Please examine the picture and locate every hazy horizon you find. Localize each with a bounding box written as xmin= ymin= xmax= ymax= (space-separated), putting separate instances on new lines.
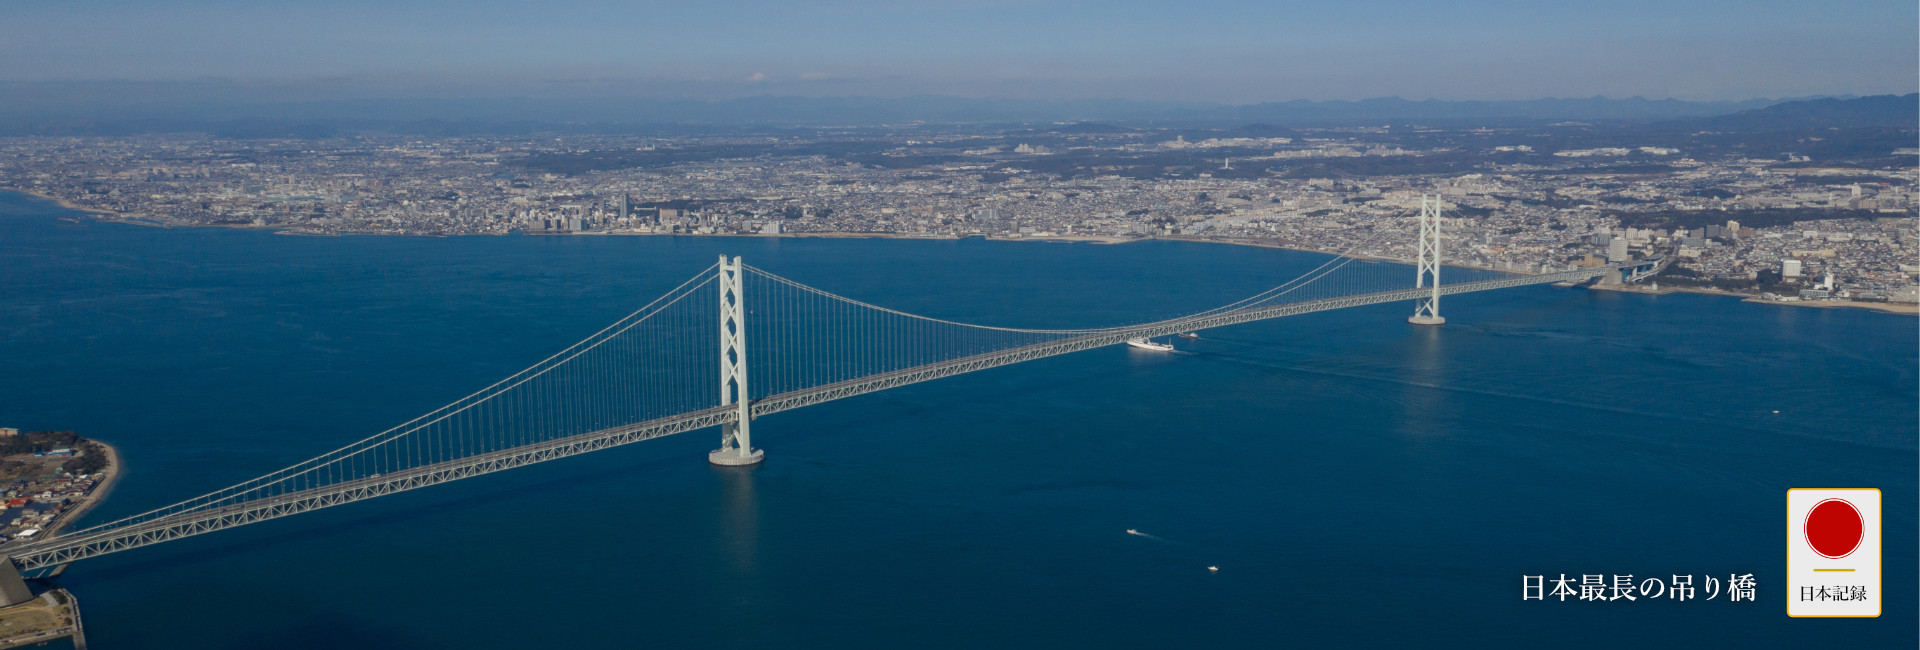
xmin=6 ymin=1 xmax=1916 ymax=105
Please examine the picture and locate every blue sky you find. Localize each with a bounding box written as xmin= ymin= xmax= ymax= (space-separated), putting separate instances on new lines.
xmin=4 ymin=0 xmax=1915 ymax=101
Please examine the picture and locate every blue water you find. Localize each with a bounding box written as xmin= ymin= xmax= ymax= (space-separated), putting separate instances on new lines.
xmin=0 ymin=191 xmax=1913 ymax=648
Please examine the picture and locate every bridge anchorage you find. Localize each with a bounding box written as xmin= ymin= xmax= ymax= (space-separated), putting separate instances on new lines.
xmin=0 ymin=212 xmax=1648 ymax=575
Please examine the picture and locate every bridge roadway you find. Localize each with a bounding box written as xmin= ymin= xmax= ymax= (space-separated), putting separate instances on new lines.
xmin=5 ymin=265 xmax=1614 ymax=571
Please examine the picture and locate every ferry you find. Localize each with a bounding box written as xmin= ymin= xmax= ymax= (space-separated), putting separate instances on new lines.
xmin=1177 ymin=332 xmax=1199 ymax=339
xmin=1125 ymin=338 xmax=1174 ymax=352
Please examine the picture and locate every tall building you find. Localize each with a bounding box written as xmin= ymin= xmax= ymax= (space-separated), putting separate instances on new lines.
xmin=620 ymin=194 xmax=631 ymax=220
xmin=1782 ymin=259 xmax=1803 ymax=278
xmin=1606 ymin=237 xmax=1629 ymax=263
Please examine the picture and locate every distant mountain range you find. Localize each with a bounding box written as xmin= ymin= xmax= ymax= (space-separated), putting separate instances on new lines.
xmin=0 ymin=78 xmax=1905 ymax=134
xmin=1685 ymin=93 xmax=1917 ymax=130
xmin=1167 ymin=96 xmax=1789 ymax=124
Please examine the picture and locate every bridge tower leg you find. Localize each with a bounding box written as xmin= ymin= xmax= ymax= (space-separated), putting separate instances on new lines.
xmin=710 ymin=255 xmax=765 ymax=466
xmin=1408 ymin=194 xmax=1446 ymax=326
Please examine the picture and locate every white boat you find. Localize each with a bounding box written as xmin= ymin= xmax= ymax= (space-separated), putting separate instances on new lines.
xmin=1177 ymin=332 xmax=1198 ymax=339
xmin=1126 ymin=338 xmax=1173 ymax=352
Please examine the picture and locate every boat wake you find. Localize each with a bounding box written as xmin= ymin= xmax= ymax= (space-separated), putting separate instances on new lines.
xmin=1124 ymin=528 xmax=1169 ymax=543
xmin=1127 ymin=528 xmax=1219 ymax=572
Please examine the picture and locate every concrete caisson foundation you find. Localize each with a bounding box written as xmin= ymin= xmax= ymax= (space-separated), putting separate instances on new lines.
xmin=708 ymin=448 xmax=765 ymax=466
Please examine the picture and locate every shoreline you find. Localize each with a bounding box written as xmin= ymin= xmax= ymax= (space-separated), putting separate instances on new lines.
xmin=1157 ymin=233 xmax=1539 ymax=274
xmin=44 ymin=441 xmax=121 ymax=537
xmin=2 ymin=188 xmax=117 ymax=219
xmin=1589 ymin=283 xmax=1919 ymax=315
xmin=9 ymin=188 xmax=1914 ymax=316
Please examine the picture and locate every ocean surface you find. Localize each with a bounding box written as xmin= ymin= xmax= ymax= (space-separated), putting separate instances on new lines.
xmin=0 ymin=191 xmax=1913 ymax=648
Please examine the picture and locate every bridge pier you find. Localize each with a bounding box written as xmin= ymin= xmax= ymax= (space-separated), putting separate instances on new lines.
xmin=0 ymin=559 xmax=32 ymax=607
xmin=1408 ymin=195 xmax=1445 ymax=326
xmin=711 ymin=255 xmax=765 ymax=466
xmin=709 ymin=428 xmax=764 ymax=466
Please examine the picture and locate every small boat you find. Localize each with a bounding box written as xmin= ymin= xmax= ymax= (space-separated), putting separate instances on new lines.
xmin=1207 ymin=566 xmax=1220 ymax=573
xmin=1126 ymin=338 xmax=1173 ymax=352
xmin=1177 ymin=332 xmax=1199 ymax=339
xmin=1126 ymin=529 xmax=1140 ymax=535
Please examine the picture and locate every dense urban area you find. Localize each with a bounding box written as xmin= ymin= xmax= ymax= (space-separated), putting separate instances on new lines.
xmin=5 ymin=108 xmax=1916 ymax=306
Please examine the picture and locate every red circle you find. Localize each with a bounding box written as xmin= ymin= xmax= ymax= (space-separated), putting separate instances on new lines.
xmin=1804 ymin=499 xmax=1863 ymax=559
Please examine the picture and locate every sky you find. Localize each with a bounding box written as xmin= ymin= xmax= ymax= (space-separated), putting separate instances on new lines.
xmin=3 ymin=0 xmax=1916 ymax=103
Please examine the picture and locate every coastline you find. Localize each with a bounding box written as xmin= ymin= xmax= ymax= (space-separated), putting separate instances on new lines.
xmin=3 ymin=188 xmax=117 ymax=219
xmin=45 ymin=441 xmax=121 ymax=537
xmin=8 ymin=189 xmax=1914 ymax=316
xmin=1589 ymin=283 xmax=1919 ymax=315
xmin=1157 ymin=233 xmax=1526 ymax=273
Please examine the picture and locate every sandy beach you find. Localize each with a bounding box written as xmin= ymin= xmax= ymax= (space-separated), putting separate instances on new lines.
xmin=44 ymin=441 xmax=122 ymax=537
xmin=5 ymin=188 xmax=116 ymax=219
xmin=1741 ymin=296 xmax=1920 ymax=315
xmin=1591 ymin=283 xmax=1918 ymax=315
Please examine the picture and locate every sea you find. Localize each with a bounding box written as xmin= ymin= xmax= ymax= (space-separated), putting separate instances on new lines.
xmin=0 ymin=190 xmax=1913 ymax=648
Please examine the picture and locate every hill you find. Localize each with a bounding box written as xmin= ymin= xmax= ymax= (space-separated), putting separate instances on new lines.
xmin=1693 ymin=94 xmax=1916 ymax=131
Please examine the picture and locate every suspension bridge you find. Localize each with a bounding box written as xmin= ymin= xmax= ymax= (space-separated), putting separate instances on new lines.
xmin=0 ymin=197 xmax=1652 ymax=586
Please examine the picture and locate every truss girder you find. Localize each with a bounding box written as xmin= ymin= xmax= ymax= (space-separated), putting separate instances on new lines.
xmin=7 ymin=406 xmax=739 ymax=570
xmin=9 ymin=265 xmax=1609 ymax=570
xmin=751 ymin=266 xmax=1608 ymax=416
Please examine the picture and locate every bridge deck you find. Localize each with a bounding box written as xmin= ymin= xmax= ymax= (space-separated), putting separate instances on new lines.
xmin=4 ymin=265 xmax=1610 ymax=570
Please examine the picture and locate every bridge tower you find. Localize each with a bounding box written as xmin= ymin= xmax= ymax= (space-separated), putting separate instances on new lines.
xmin=1408 ymin=194 xmax=1446 ymax=325
xmin=710 ymin=255 xmax=765 ymax=466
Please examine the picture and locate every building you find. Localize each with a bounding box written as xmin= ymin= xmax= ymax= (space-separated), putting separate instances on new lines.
xmin=0 ymin=428 xmax=16 ymax=437
xmin=1782 ymin=259 xmax=1803 ymax=278
xmin=1606 ymin=237 xmax=1629 ymax=263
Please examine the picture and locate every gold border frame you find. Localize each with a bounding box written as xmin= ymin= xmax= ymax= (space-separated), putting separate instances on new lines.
xmin=1786 ymin=488 xmax=1881 ymax=618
